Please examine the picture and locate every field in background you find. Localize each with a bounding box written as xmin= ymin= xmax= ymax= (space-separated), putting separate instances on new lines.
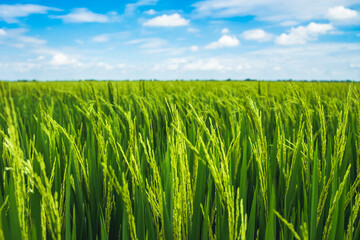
xmin=0 ymin=81 xmax=360 ymax=240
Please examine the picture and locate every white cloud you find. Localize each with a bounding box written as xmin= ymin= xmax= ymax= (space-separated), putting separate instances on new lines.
xmin=190 ymin=45 xmax=199 ymax=52
xmin=90 ymin=32 xmax=129 ymax=43
xmin=92 ymin=34 xmax=109 ymax=43
xmin=52 ymin=8 xmax=118 ymax=23
xmin=125 ymin=39 xmax=145 ymax=44
xmin=235 ymin=43 xmax=360 ymax=80
xmin=125 ymin=37 xmax=186 ymax=55
xmin=143 ymin=13 xmax=189 ymax=27
xmin=0 ymin=62 xmax=38 ymax=73
xmin=17 ymin=36 xmax=47 ymax=45
xmin=13 ymin=47 xmax=128 ymax=71
xmin=236 ymin=64 xmax=243 ymax=70
xmin=97 ymin=62 xmax=115 ymax=70
xmin=242 ymin=29 xmax=272 ymax=41
xmin=9 ymin=43 xmax=25 ymax=49
xmin=206 ymin=35 xmax=240 ymax=49
xmin=153 ymin=58 xmax=232 ymax=72
xmin=153 ymin=58 xmax=188 ymax=70
xmin=50 ymin=53 xmax=82 ymax=66
xmin=192 ymin=0 xmax=360 ymax=21
xmin=187 ymin=27 xmax=199 ymax=33
xmin=142 ymin=46 xmax=187 ymax=55
xmin=125 ymin=0 xmax=158 ymax=15
xmin=236 ymin=64 xmax=251 ymax=70
xmin=273 ymin=66 xmax=281 ymax=71
xmin=221 ymin=28 xmax=229 ymax=34
xmin=144 ymin=9 xmax=156 ymax=15
xmin=25 ymin=55 xmax=46 ymax=63
xmin=327 ymin=6 xmax=358 ymax=20
xmin=35 ymin=56 xmax=45 ymax=61
xmin=350 ymin=63 xmax=360 ymax=68
xmin=117 ymin=64 xmax=127 ymax=68
xmin=75 ymin=39 xmax=84 ymax=45
xmin=329 ymin=30 xmax=344 ymax=35
xmin=184 ymin=58 xmax=229 ymax=71
xmin=280 ymin=21 xmax=298 ymax=26
xmin=1 ymin=43 xmax=360 ymax=80
xmin=275 ymin=22 xmax=333 ymax=45
xmin=140 ymin=40 xmax=164 ymax=48
xmin=0 ymin=28 xmax=46 ymax=46
xmin=0 ymin=4 xmax=60 ymax=23
xmin=96 ymin=62 xmax=128 ymax=70
xmin=126 ymin=38 xmax=167 ymax=49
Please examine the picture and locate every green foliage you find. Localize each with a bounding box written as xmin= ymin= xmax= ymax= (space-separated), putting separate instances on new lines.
xmin=0 ymin=80 xmax=359 ymax=239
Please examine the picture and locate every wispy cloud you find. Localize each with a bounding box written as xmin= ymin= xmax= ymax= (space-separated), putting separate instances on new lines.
xmin=187 ymin=27 xmax=199 ymax=33
xmin=0 ymin=29 xmax=6 ymax=36
xmin=0 ymin=4 xmax=60 ymax=23
xmin=143 ymin=13 xmax=189 ymax=27
xmin=92 ymin=35 xmax=109 ymax=43
xmin=184 ymin=58 xmax=230 ymax=71
xmin=126 ymin=38 xmax=167 ymax=48
xmin=52 ymin=8 xmax=119 ymax=23
xmin=350 ymin=63 xmax=360 ymax=68
xmin=126 ymin=38 xmax=187 ymax=55
xmin=17 ymin=35 xmax=47 ymax=45
xmin=192 ymin=0 xmax=359 ymax=22
xmin=153 ymin=57 xmax=230 ymax=71
xmin=125 ymin=0 xmax=158 ymax=15
xmin=91 ymin=32 xmax=130 ymax=43
xmin=280 ymin=21 xmax=298 ymax=26
xmin=221 ymin=28 xmax=229 ymax=34
xmin=0 ymin=28 xmax=47 ymax=47
xmin=144 ymin=9 xmax=157 ymax=15
xmin=190 ymin=45 xmax=199 ymax=52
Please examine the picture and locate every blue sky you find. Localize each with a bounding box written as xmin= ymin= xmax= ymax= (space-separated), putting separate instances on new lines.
xmin=0 ymin=0 xmax=359 ymax=80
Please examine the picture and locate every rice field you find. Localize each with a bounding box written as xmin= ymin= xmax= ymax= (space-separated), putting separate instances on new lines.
xmin=0 ymin=80 xmax=359 ymax=240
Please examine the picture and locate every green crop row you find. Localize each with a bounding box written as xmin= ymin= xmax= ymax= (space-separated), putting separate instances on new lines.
xmin=0 ymin=81 xmax=359 ymax=240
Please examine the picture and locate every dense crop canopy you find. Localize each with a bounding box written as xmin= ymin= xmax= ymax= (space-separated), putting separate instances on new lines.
xmin=0 ymin=81 xmax=359 ymax=240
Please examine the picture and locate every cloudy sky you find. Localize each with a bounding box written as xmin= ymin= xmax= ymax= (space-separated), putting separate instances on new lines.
xmin=0 ymin=0 xmax=359 ymax=80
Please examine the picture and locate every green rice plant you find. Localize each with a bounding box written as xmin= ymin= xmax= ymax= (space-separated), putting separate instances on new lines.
xmin=0 ymin=80 xmax=359 ymax=239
